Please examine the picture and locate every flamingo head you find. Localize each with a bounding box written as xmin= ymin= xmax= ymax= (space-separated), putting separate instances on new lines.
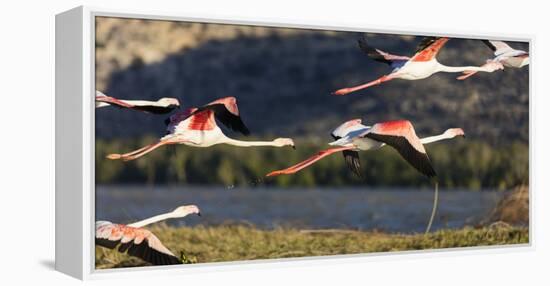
xmin=173 ymin=205 xmax=201 ymax=217
xmin=158 ymin=97 xmax=181 ymax=108
xmin=273 ymin=138 xmax=295 ymax=149
xmin=444 ymin=128 xmax=465 ymax=138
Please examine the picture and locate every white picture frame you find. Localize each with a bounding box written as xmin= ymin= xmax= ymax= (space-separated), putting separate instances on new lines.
xmin=55 ymin=5 xmax=533 ymax=280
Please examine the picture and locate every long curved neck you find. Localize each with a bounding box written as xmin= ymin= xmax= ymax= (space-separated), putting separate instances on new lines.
xmin=222 ymin=137 xmax=279 ymax=147
xmin=436 ymin=63 xmax=490 ymax=73
xmin=420 ymin=132 xmax=453 ymax=144
xmin=127 ymin=212 xmax=175 ymax=228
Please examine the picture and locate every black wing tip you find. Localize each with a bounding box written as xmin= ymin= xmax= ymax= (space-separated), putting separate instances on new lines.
xmin=482 ymin=40 xmax=496 ymax=51
xmin=241 ymin=128 xmax=251 ymax=136
xmin=415 ymin=36 xmax=441 ymax=53
xmin=342 ymin=150 xmax=363 ymax=178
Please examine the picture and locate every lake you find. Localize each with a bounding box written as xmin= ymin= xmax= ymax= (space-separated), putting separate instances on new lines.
xmin=96 ymin=185 xmax=506 ymax=233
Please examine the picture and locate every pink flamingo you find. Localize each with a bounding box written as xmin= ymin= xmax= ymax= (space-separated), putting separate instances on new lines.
xmin=96 ymin=91 xmax=180 ymax=114
xmin=457 ymin=40 xmax=529 ymax=80
xmin=332 ymin=37 xmax=504 ymax=96
xmin=107 ymin=97 xmax=294 ymax=161
xmin=266 ymin=119 xmax=465 ymax=233
xmin=96 ymin=205 xmax=201 ymax=265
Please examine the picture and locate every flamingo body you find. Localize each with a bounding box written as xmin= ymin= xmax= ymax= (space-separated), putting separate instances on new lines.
xmin=267 ymin=119 xmax=464 ymax=178
xmin=332 ymin=36 xmax=503 ymax=95
xmin=457 ymin=40 xmax=529 ymax=80
xmin=108 ymin=97 xmax=294 ymax=161
xmin=96 ymin=222 xmax=182 ymax=265
xmin=95 ymin=205 xmax=201 ymax=266
xmin=96 ymin=91 xmax=180 ymax=114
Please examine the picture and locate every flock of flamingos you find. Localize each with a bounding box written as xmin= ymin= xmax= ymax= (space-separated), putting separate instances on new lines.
xmin=95 ymin=36 xmax=529 ymax=266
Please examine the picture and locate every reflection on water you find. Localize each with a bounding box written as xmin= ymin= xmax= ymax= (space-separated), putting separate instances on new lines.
xmin=96 ymin=185 xmax=505 ymax=233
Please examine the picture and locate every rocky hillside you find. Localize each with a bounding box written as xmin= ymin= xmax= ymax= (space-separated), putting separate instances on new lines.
xmin=95 ymin=17 xmax=529 ymax=144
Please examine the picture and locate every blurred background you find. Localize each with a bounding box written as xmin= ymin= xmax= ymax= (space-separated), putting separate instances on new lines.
xmin=95 ymin=17 xmax=528 ymax=233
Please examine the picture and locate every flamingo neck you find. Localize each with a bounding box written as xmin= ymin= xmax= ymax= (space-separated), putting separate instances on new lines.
xmin=436 ymin=63 xmax=490 ymax=73
xmin=127 ymin=212 xmax=176 ymax=228
xmin=420 ymin=132 xmax=454 ymax=144
xmin=222 ymin=137 xmax=279 ymax=147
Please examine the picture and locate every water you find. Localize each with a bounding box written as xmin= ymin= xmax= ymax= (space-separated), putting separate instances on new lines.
xmin=96 ymin=185 xmax=506 ymax=233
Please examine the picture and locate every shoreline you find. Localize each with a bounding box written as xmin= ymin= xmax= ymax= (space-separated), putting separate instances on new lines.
xmin=95 ymin=224 xmax=528 ymax=269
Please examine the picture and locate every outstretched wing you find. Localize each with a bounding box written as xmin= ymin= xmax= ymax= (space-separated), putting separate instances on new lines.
xmin=363 ymin=120 xmax=436 ymax=177
xmin=342 ymin=150 xmax=362 ymax=178
xmin=95 ymin=91 xmax=134 ymax=109
xmin=411 ymin=37 xmax=449 ymax=62
xmin=130 ymin=105 xmax=178 ymax=114
xmin=266 ymin=146 xmax=354 ymax=177
xmin=95 ymin=222 xmax=182 ymax=266
xmin=95 ymin=91 xmax=179 ymax=114
xmin=190 ymin=97 xmax=250 ymax=135
xmin=358 ymin=37 xmax=410 ymax=67
xmin=482 ymin=40 xmax=514 ymax=56
xmin=330 ymin=119 xmax=365 ymax=178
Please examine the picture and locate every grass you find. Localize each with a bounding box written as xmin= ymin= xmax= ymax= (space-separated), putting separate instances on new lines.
xmin=95 ymin=224 xmax=529 ymax=269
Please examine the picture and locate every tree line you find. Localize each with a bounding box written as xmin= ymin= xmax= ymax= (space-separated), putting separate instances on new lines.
xmin=96 ymin=137 xmax=528 ymax=190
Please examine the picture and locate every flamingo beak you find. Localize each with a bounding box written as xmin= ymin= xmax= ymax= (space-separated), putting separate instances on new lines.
xmin=197 ymin=212 xmax=201 ymax=217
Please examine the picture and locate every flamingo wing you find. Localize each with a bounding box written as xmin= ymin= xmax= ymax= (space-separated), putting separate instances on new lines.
xmin=95 ymin=91 xmax=134 ymax=109
xmin=411 ymin=37 xmax=449 ymax=62
xmin=189 ymin=97 xmax=250 ymax=135
xmin=266 ymin=146 xmax=354 ymax=177
xmin=483 ymin=40 xmax=514 ymax=56
xmin=357 ymin=37 xmax=410 ymax=67
xmin=192 ymin=104 xmax=250 ymax=135
xmin=95 ymin=222 xmax=181 ymax=266
xmin=363 ymin=120 xmax=436 ymax=177
xmin=130 ymin=104 xmax=179 ymax=114
xmin=166 ymin=108 xmax=218 ymax=134
xmin=95 ymin=91 xmax=178 ymax=114
xmin=331 ymin=119 xmax=365 ymax=178
xmin=343 ymin=150 xmax=362 ymax=178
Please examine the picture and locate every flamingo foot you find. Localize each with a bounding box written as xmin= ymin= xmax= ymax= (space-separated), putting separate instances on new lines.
xmin=266 ymin=170 xmax=288 ymax=177
xmin=332 ymin=88 xmax=353 ymax=96
xmin=106 ymin=154 xmax=122 ymax=160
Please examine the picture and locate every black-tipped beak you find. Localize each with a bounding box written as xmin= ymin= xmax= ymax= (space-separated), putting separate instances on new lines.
xmin=197 ymin=212 xmax=201 ymax=217
xmin=292 ymin=145 xmax=296 ymax=150
xmin=461 ymin=134 xmax=466 ymax=138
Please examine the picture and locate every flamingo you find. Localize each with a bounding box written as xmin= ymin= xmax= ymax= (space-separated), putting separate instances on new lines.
xmin=95 ymin=204 xmax=201 ymax=266
xmin=107 ymin=96 xmax=294 ymax=161
xmin=332 ymin=36 xmax=504 ymax=96
xmin=266 ymin=119 xmax=465 ymax=233
xmin=457 ymin=40 xmax=529 ymax=80
xmin=96 ymin=91 xmax=180 ymax=114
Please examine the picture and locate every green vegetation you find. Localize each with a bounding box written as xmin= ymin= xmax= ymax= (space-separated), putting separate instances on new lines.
xmin=96 ymin=137 xmax=528 ymax=190
xmin=95 ymin=224 xmax=528 ymax=268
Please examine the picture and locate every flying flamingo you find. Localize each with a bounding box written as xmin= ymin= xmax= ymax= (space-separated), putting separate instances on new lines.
xmin=96 ymin=91 xmax=180 ymax=114
xmin=457 ymin=40 xmax=529 ymax=80
xmin=107 ymin=96 xmax=294 ymax=161
xmin=96 ymin=204 xmax=201 ymax=266
xmin=266 ymin=119 xmax=465 ymax=233
xmin=332 ymin=36 xmax=504 ymax=96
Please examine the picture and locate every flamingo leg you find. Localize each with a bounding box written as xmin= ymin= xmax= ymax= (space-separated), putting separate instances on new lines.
xmin=456 ymin=71 xmax=478 ymax=80
xmin=332 ymin=75 xmax=393 ymax=96
xmin=266 ymin=146 xmax=354 ymax=177
xmin=106 ymin=142 xmax=158 ymax=160
xmin=107 ymin=139 xmax=180 ymax=161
